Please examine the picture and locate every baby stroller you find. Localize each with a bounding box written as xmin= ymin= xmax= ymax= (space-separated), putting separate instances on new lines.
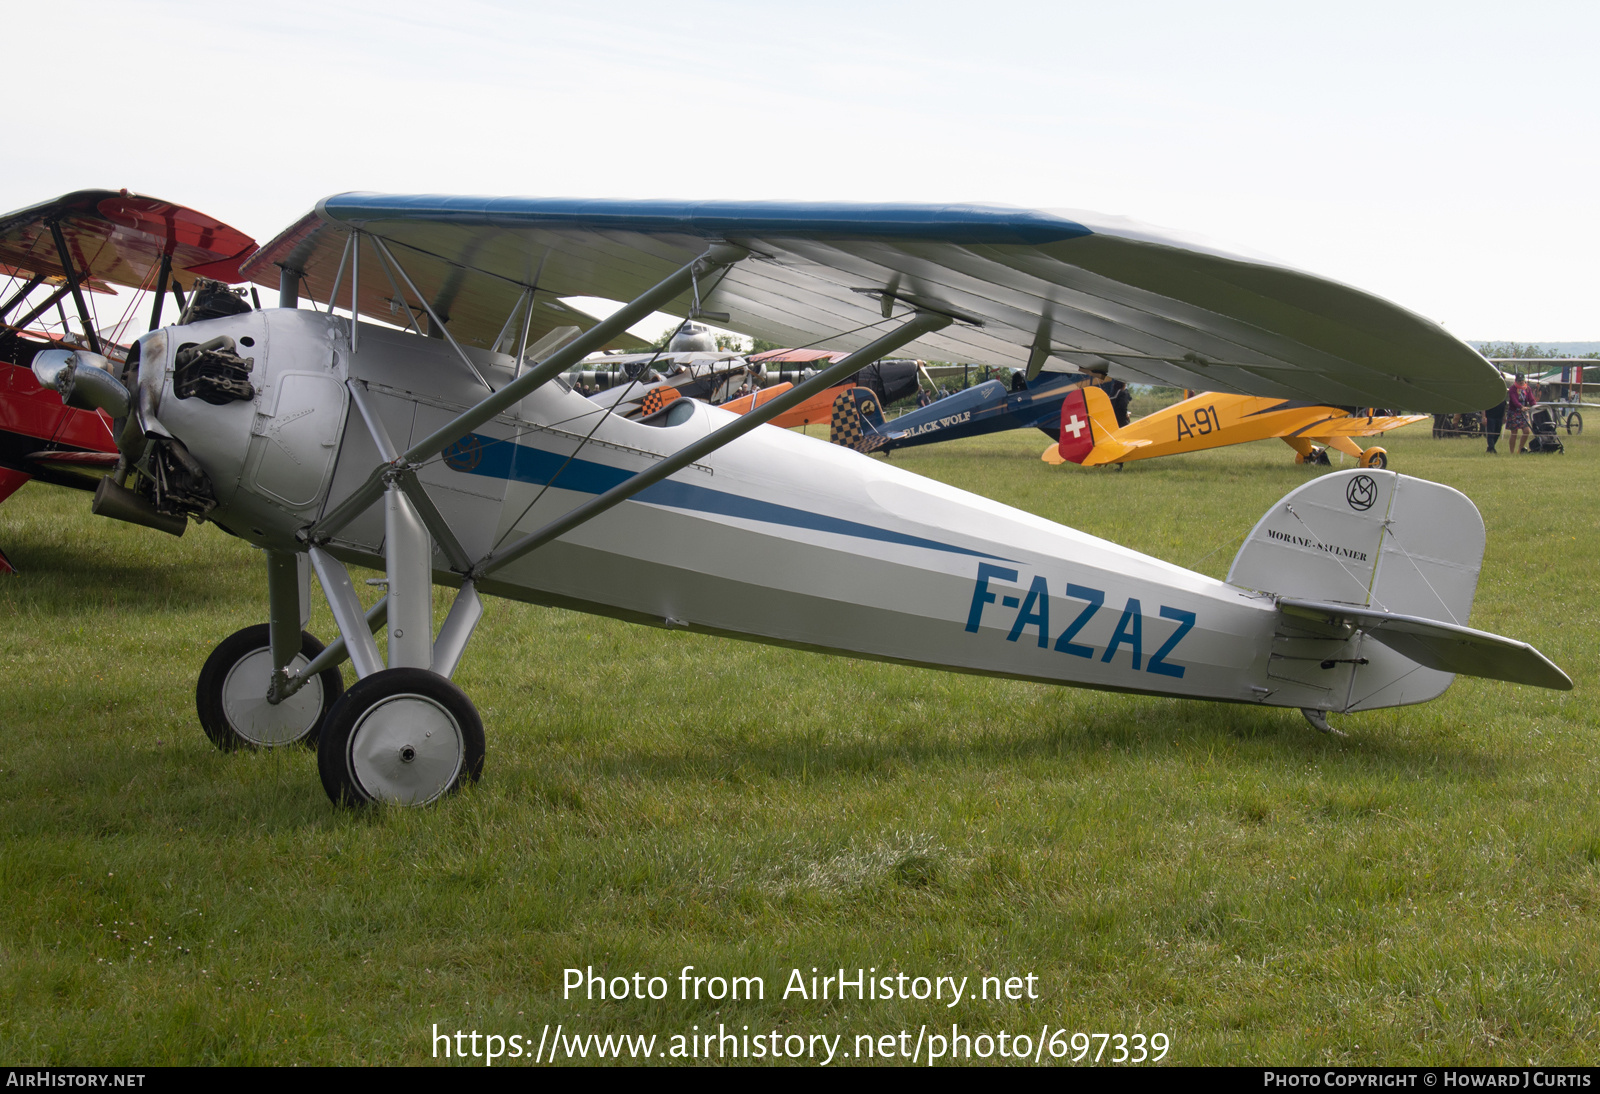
xmin=1527 ymin=406 xmax=1565 ymax=454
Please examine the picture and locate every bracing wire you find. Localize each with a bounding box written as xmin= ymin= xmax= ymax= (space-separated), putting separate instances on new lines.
xmin=480 ymin=271 xmax=913 ymax=551
xmin=485 ymin=262 xmax=739 ymax=549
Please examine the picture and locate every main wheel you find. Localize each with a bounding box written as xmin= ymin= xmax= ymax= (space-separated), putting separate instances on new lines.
xmin=1568 ymin=411 xmax=1582 ymax=435
xmin=316 ymin=668 xmax=485 ymax=807
xmin=196 ymin=624 xmax=344 ymax=751
xmin=1360 ymin=448 xmax=1388 ymax=469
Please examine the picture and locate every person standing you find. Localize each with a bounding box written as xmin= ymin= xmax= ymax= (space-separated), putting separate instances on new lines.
xmin=1484 ymin=392 xmax=1507 ymax=454
xmin=1103 ymin=377 xmax=1132 ymax=427
xmin=1506 ymin=374 xmax=1538 ymax=453
xmin=1071 ymin=363 xmax=1131 ymax=425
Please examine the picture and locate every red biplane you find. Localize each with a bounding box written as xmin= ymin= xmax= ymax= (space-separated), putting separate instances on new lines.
xmin=0 ymin=189 xmax=256 ymax=571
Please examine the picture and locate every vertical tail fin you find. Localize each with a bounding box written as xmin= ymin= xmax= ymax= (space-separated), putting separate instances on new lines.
xmin=1223 ymin=469 xmax=1547 ymax=712
xmin=1228 ymin=469 xmax=1484 ymax=621
xmin=1057 ymin=386 xmax=1124 ymax=464
xmin=829 ymin=387 xmax=890 ymax=452
xmin=637 ymin=385 xmax=682 ymax=419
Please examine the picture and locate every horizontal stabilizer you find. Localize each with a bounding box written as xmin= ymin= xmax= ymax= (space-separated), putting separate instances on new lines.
xmin=1277 ymin=598 xmax=1572 ymax=691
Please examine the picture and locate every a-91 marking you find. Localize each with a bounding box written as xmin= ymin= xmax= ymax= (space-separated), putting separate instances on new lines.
xmin=1175 ymin=404 xmax=1220 ymax=440
xmin=966 ymin=564 xmax=1196 ymax=678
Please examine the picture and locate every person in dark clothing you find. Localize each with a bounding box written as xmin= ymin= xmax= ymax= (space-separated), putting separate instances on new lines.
xmin=1484 ymin=395 xmax=1506 ymax=454
xmin=1075 ymin=364 xmax=1132 ymax=428
xmin=1103 ymin=379 xmax=1132 ymax=428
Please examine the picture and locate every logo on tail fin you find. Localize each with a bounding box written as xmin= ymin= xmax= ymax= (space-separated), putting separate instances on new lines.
xmin=1346 ymin=475 xmax=1377 ymax=511
xmin=1058 ymin=389 xmax=1095 ymax=463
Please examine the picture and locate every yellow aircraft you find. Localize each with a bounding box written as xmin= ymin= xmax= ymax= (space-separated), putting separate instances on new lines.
xmin=1045 ymin=388 xmax=1429 ymax=469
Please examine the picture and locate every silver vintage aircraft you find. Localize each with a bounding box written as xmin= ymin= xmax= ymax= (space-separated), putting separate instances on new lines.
xmin=32 ymin=195 xmax=1569 ymax=806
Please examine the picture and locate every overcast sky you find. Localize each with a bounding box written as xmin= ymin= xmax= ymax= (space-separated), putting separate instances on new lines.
xmin=8 ymin=0 xmax=1594 ymax=340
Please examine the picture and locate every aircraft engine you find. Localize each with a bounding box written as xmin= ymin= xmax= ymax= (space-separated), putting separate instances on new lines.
xmin=36 ymin=309 xmax=357 ymax=552
xmin=173 ymin=337 xmax=255 ymax=404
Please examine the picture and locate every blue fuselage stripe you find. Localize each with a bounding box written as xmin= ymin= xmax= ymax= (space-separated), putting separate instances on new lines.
xmin=449 ymin=434 xmax=1010 ymax=561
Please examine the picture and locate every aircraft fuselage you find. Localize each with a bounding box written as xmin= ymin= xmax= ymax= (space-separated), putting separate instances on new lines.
xmin=128 ymin=309 xmax=1449 ymax=714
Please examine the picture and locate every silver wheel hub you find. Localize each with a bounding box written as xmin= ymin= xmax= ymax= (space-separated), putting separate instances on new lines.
xmin=221 ymin=649 xmax=323 ymax=747
xmin=347 ymin=693 xmax=464 ymax=805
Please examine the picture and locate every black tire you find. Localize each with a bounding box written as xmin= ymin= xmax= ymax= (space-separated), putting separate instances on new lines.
xmin=316 ymin=668 xmax=485 ymax=807
xmin=1568 ymin=412 xmax=1582 ymax=435
xmin=196 ymin=624 xmax=344 ymax=751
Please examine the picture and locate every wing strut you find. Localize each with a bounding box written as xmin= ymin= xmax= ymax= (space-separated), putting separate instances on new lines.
xmin=147 ymin=254 xmax=172 ymax=332
xmin=9 ymin=285 xmax=75 ymax=334
xmin=47 ymin=218 xmax=99 ymax=354
xmin=305 ymin=243 xmax=749 ymax=544
xmin=345 ymin=379 xmax=475 ymax=573
xmin=368 ymin=236 xmax=493 ymax=391
xmin=470 ymin=309 xmax=953 ymax=580
xmin=0 ymin=275 xmax=45 ymax=323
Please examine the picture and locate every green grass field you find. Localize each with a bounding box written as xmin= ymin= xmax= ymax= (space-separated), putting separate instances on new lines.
xmin=1 ymin=421 xmax=1595 ymax=1065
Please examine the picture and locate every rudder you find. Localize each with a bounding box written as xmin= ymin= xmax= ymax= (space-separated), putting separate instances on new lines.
xmin=1229 ymin=470 xmax=1492 ymax=712
xmin=829 ymin=387 xmax=889 ymax=452
xmin=1059 ymin=385 xmax=1138 ymax=465
xmin=1227 ymin=469 xmax=1484 ymax=622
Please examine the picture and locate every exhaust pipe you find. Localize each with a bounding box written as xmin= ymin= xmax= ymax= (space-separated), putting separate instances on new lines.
xmin=32 ymin=349 xmax=131 ymax=419
xmin=91 ymin=478 xmax=186 ymax=537
xmin=32 ymin=350 xmax=188 ymax=536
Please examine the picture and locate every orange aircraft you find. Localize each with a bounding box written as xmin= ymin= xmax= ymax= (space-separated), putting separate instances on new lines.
xmin=747 ymin=350 xmax=927 ymax=429
xmin=1046 ymin=388 xmax=1428 ymax=469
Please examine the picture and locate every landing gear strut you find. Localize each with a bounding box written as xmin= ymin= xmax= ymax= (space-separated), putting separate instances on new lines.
xmin=301 ymin=480 xmax=488 ymax=806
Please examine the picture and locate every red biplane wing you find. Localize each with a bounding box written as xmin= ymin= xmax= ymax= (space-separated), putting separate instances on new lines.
xmin=0 ymin=189 xmax=257 ymax=292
